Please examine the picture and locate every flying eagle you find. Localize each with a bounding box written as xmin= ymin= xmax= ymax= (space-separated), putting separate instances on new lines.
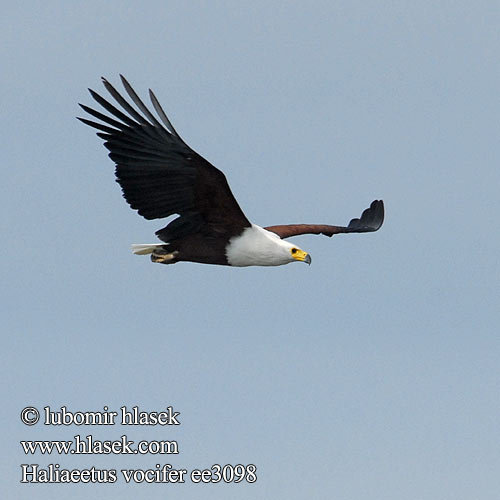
xmin=78 ymin=76 xmax=384 ymax=267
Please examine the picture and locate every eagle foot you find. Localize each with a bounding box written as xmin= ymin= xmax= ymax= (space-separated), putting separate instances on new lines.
xmin=151 ymin=249 xmax=179 ymax=264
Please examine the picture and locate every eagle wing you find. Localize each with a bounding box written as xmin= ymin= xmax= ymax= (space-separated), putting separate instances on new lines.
xmin=265 ymin=200 xmax=384 ymax=238
xmin=78 ymin=76 xmax=251 ymax=242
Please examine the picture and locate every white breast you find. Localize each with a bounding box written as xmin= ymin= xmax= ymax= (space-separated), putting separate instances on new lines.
xmin=225 ymin=224 xmax=295 ymax=267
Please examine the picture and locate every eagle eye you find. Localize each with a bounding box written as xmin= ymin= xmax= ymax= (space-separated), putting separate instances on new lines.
xmin=291 ymin=248 xmax=297 ymax=254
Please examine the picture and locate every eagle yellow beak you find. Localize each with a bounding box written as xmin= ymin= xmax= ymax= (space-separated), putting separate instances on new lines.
xmin=292 ymin=249 xmax=312 ymax=265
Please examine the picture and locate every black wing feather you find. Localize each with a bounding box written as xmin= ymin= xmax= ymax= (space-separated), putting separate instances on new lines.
xmin=78 ymin=77 xmax=250 ymax=237
xmin=346 ymin=199 xmax=385 ymax=233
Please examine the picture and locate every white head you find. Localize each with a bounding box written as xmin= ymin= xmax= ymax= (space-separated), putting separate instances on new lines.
xmin=226 ymin=224 xmax=311 ymax=267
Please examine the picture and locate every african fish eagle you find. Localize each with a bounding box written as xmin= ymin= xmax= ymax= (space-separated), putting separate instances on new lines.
xmin=78 ymin=76 xmax=384 ymax=267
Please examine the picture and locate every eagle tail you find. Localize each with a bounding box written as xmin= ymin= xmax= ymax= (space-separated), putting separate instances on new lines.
xmin=131 ymin=244 xmax=164 ymax=255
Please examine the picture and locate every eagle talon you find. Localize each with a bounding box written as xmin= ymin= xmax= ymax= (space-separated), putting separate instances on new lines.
xmin=151 ymin=250 xmax=179 ymax=264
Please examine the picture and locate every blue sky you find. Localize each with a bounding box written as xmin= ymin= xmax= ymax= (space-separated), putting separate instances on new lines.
xmin=3 ymin=1 xmax=500 ymax=499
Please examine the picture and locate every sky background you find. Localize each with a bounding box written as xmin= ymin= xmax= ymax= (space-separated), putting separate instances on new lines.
xmin=2 ymin=1 xmax=499 ymax=498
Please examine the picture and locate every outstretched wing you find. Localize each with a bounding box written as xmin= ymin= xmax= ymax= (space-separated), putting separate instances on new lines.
xmin=265 ymin=200 xmax=384 ymax=238
xmin=78 ymin=75 xmax=250 ymax=242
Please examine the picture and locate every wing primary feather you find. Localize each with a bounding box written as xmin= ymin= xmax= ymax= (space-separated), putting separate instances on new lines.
xmin=78 ymin=108 xmax=158 ymax=149
xmin=78 ymin=103 xmax=128 ymax=130
xmin=149 ymin=89 xmax=184 ymax=142
xmin=90 ymin=84 xmax=168 ymax=144
xmin=119 ymin=74 xmax=164 ymax=130
xmin=88 ymin=88 xmax=138 ymax=127
xmin=346 ymin=200 xmax=384 ymax=232
xmin=76 ymin=116 xmax=119 ymax=134
xmin=101 ymin=77 xmax=150 ymax=126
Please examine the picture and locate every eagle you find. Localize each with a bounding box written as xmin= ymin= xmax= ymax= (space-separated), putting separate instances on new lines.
xmin=78 ymin=76 xmax=384 ymax=267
